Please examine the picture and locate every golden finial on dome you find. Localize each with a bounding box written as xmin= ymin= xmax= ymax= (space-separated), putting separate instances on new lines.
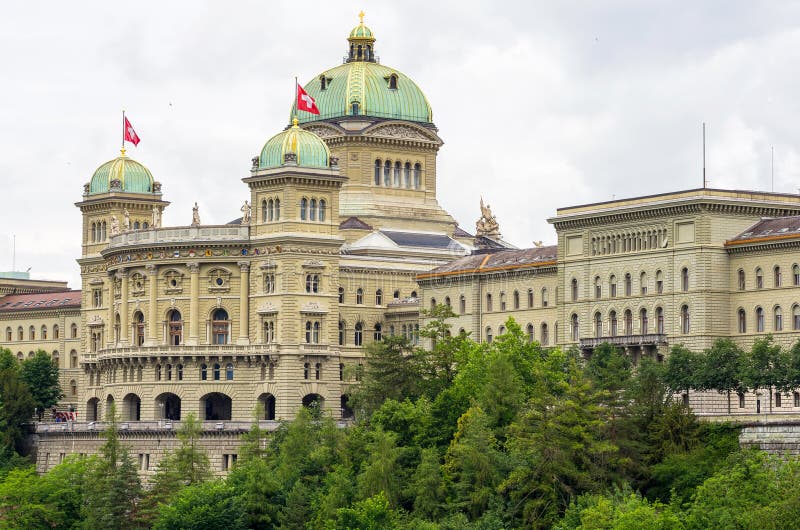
xmin=358 ymin=10 xmax=365 ymax=24
xmin=120 ymin=148 xmax=127 ymax=157
xmin=292 ymin=117 xmax=299 ymax=127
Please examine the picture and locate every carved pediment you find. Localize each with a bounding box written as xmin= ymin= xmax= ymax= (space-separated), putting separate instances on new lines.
xmin=304 ymin=124 xmax=340 ymax=138
xmin=257 ymin=302 xmax=278 ymax=314
xmin=302 ymin=259 xmax=325 ymax=269
xmin=88 ymin=315 xmax=104 ymax=327
xmin=366 ymin=123 xmax=437 ymax=142
xmin=300 ymin=301 xmax=327 ymax=314
xmin=259 ymin=260 xmax=277 ymax=270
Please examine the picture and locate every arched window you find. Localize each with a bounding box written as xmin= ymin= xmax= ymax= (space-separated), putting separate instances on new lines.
xmin=796 ymin=392 xmax=800 ymax=408
xmin=71 ymin=323 xmax=78 ymax=338
xmin=624 ymin=273 xmax=632 ymax=296
xmin=540 ymin=323 xmax=549 ymax=345
xmin=262 ymin=200 xmax=269 ymax=222
xmin=41 ymin=325 xmax=47 ymax=340
xmin=570 ymin=279 xmax=578 ymax=301
xmin=794 ymin=264 xmax=800 ymax=286
xmin=513 ymin=290 xmax=520 ymax=309
xmin=404 ymin=162 xmax=411 ymax=188
xmin=656 ymin=307 xmax=664 ymax=334
xmin=486 ymin=327 xmax=493 ymax=344
xmin=738 ymin=309 xmax=746 ymax=333
xmin=526 ymin=323 xmax=535 ymax=343
xmin=388 ymin=73 xmax=398 ymax=89
xmin=775 ymin=266 xmax=782 ymax=287
xmin=268 ymin=198 xmax=275 ymax=221
xmin=338 ymin=321 xmax=345 ymax=346
xmin=738 ymin=269 xmax=746 ymax=290
xmin=29 ymin=326 xmax=35 ymax=340
xmin=738 ymin=392 xmax=746 ymax=408
xmin=226 ymin=363 xmax=234 ymax=380
xmin=775 ymin=306 xmax=783 ymax=331
xmin=541 ymin=288 xmax=548 ymax=307
xmin=320 ymin=74 xmax=328 ymax=90
xmin=305 ymin=321 xmax=320 ymax=344
xmin=373 ymin=323 xmax=382 ymax=341
xmin=274 ymin=198 xmax=280 ymax=220
xmin=486 ymin=293 xmax=493 ymax=311
xmin=375 ymin=289 xmax=383 ymax=305
xmin=354 ymin=322 xmax=363 ymax=346
xmin=609 ymin=275 xmax=617 ymax=297
xmin=681 ymin=267 xmax=689 ymax=292
xmin=681 ymin=305 xmax=690 ymax=334
xmin=306 ymin=274 xmax=319 ymax=293
xmin=624 ymin=310 xmax=633 ymax=335
xmin=794 ymin=305 xmax=800 ymax=330
xmin=352 ymin=102 xmax=360 ymax=116
xmin=315 ymin=362 xmax=321 ymax=380
xmin=177 ymin=364 xmax=183 ymax=380
xmin=460 ymin=295 xmax=466 ymax=314
xmin=4 ymin=327 xmax=10 ymax=342
xmin=430 ymin=298 xmax=437 ymax=310
xmin=394 ymin=161 xmax=402 ymax=187
xmin=133 ymin=221 xmax=140 ymax=230
xmin=640 ymin=272 xmax=648 ymax=295
xmin=640 ymin=308 xmax=648 ymax=334
xmin=594 ymin=276 xmax=602 ymax=299
xmin=309 ymin=199 xmax=317 ymax=221
xmin=413 ymin=163 xmax=421 ymax=189
xmin=384 ymin=160 xmax=392 ymax=186
xmin=356 ymin=288 xmax=364 ymax=305
xmin=212 ymin=309 xmax=230 ymax=344
xmin=300 ymin=198 xmax=308 ymax=220
xmin=755 ymin=267 xmax=763 ymax=289
xmin=53 ymin=325 xmax=59 ymax=339
xmin=655 ymin=270 xmax=663 ymax=293
xmin=594 ymin=311 xmax=603 ymax=337
xmin=304 ymin=362 xmax=309 ymax=380
xmin=70 ymin=350 xmax=77 ymax=368
xmin=756 ymin=307 xmax=765 ymax=332
xmin=166 ymin=364 xmax=172 ymax=381
xmin=213 ymin=363 xmax=221 ymax=380
xmin=610 ymin=311 xmax=618 ymax=336
xmin=133 ymin=311 xmax=145 ymax=346
xmin=70 ymin=379 xmax=77 ymax=396
xmin=443 ymin=296 xmax=451 ymax=308
xmin=168 ymin=309 xmax=182 ymax=346
xmin=527 ymin=289 xmax=534 ymax=308
xmin=319 ymin=199 xmax=326 ymax=222
xmin=263 ymin=321 xmax=275 ymax=343
xmin=51 ymin=350 xmax=59 ymax=366
xmin=338 ymin=287 xmax=344 ymax=304
xmin=374 ymin=159 xmax=382 ymax=185
xmin=500 ymin=292 xmax=506 ymax=310
xmin=155 ymin=364 xmax=162 ymax=381
xmin=570 ymin=313 xmax=579 ymax=341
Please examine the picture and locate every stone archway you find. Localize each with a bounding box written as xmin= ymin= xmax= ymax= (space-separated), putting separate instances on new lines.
xmin=258 ymin=393 xmax=276 ymax=420
xmin=86 ymin=397 xmax=99 ymax=422
xmin=155 ymin=392 xmax=181 ymax=421
xmin=122 ymin=393 xmax=141 ymax=421
xmin=201 ymin=392 xmax=231 ymax=421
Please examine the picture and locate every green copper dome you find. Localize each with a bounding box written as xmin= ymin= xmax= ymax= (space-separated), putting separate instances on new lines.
xmin=291 ymin=19 xmax=433 ymax=125
xmin=292 ymin=62 xmax=433 ymax=124
xmin=89 ymin=151 xmax=155 ymax=195
xmin=259 ymin=119 xmax=331 ymax=169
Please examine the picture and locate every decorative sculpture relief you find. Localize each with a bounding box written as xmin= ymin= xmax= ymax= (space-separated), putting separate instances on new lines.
xmin=110 ymin=215 xmax=120 ymax=236
xmin=475 ymin=197 xmax=501 ymax=238
xmin=368 ymin=124 xmax=431 ymax=140
xmin=191 ymin=202 xmax=201 ymax=226
xmin=122 ymin=208 xmax=131 ymax=231
xmin=241 ymin=200 xmax=252 ymax=225
xmin=152 ymin=205 xmax=162 ymax=228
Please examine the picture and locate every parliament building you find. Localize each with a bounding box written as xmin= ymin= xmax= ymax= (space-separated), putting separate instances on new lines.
xmin=3 ymin=17 xmax=800 ymax=475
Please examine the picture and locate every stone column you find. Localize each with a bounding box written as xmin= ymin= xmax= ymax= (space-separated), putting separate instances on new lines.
xmin=119 ymin=269 xmax=129 ymax=345
xmin=238 ymin=262 xmax=250 ymax=345
xmin=146 ymin=264 xmax=158 ymax=346
xmin=188 ymin=262 xmax=200 ymax=346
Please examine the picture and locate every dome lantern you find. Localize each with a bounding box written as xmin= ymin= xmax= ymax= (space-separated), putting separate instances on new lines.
xmin=346 ymin=11 xmax=376 ymax=63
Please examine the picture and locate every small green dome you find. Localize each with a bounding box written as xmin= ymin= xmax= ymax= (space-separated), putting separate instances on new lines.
xmin=349 ymin=23 xmax=374 ymax=39
xmin=89 ymin=151 xmax=155 ymax=195
xmin=259 ymin=119 xmax=331 ymax=169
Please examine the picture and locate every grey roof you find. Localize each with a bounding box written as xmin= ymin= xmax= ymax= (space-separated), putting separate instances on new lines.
xmin=453 ymin=225 xmax=473 ymax=238
xmin=381 ymin=230 xmax=463 ymax=250
xmin=728 ymin=215 xmax=800 ymax=243
xmin=339 ymin=216 xmax=373 ymax=230
xmin=422 ymin=246 xmax=558 ymax=276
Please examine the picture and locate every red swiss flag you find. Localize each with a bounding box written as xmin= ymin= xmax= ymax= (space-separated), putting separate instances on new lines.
xmin=124 ymin=116 xmax=141 ymax=146
xmin=297 ymin=84 xmax=320 ymax=115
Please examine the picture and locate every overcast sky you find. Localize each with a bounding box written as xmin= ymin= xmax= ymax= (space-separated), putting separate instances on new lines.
xmin=3 ymin=1 xmax=800 ymax=289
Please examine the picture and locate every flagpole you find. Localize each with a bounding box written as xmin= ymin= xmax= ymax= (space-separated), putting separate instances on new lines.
xmin=294 ymin=76 xmax=298 ymax=122
xmin=122 ymin=109 xmax=125 ymax=154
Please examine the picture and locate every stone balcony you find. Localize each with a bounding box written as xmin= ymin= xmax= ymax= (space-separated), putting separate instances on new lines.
xmin=34 ymin=419 xmax=352 ymax=434
xmin=579 ymin=333 xmax=668 ymax=349
xmin=95 ymin=343 xmax=278 ymax=361
xmin=107 ymin=225 xmax=250 ymax=250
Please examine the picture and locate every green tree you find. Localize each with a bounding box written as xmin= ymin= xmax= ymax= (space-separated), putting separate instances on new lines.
xmin=0 ymin=349 xmax=35 ymax=453
xmin=351 ymin=336 xmax=422 ymax=417
xmin=20 ymin=350 xmax=62 ymax=419
xmin=83 ymin=404 xmax=142 ymax=529
xmin=442 ymin=406 xmax=505 ymax=521
xmin=332 ymin=492 xmax=399 ymax=530
xmin=502 ymin=358 xmax=615 ymax=529
xmin=153 ymin=480 xmax=246 ymax=530
xmin=741 ymin=336 xmax=785 ymax=413
xmin=410 ymin=447 xmax=445 ymax=520
xmin=419 ymin=304 xmax=470 ymax=397
xmin=699 ymin=338 xmax=745 ymax=414
xmin=357 ymin=428 xmax=403 ymax=506
xmin=663 ymin=345 xmax=701 ymax=399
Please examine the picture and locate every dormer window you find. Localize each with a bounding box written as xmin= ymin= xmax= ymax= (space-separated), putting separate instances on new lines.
xmin=319 ymin=75 xmax=331 ymax=91
xmin=387 ymin=74 xmax=398 ymax=90
xmin=352 ymin=102 xmax=360 ymax=116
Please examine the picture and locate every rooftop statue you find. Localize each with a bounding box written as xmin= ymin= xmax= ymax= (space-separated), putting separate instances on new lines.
xmin=191 ymin=202 xmax=201 ymax=226
xmin=476 ymin=197 xmax=501 ymax=238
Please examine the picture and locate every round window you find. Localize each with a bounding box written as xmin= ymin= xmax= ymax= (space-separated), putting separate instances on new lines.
xmin=170 ymin=279 xmax=177 ymax=287
xmin=216 ymin=277 xmax=224 ymax=286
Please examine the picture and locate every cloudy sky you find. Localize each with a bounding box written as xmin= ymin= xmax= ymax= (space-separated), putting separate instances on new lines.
xmin=3 ymin=1 xmax=800 ymax=289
